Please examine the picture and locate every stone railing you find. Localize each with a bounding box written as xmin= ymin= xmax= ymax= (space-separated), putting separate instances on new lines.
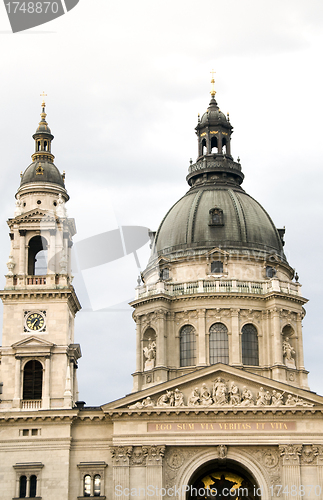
xmin=136 ymin=278 xmax=301 ymax=300
xmin=21 ymin=399 xmax=42 ymax=410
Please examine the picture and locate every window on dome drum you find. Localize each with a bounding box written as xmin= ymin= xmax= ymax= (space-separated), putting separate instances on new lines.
xmin=266 ymin=265 xmax=276 ymax=278
xmin=209 ymin=208 xmax=224 ymax=226
xmin=211 ymin=261 xmax=223 ymax=274
xmin=209 ymin=323 xmax=229 ymax=364
xmin=160 ymin=268 xmax=169 ymax=280
xmin=44 ymin=141 xmax=48 ymax=151
xmin=23 ymin=360 xmax=43 ymax=400
xmin=28 ymin=236 xmax=48 ymax=276
xmin=241 ymin=324 xmax=259 ymax=366
xmin=37 ymin=141 xmax=41 ymax=151
xmin=180 ymin=325 xmax=196 ymax=367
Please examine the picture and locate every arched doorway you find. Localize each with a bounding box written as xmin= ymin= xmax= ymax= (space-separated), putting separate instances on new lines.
xmin=187 ymin=460 xmax=261 ymax=500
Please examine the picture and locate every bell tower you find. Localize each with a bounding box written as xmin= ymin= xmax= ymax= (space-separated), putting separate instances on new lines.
xmin=0 ymin=98 xmax=81 ymax=411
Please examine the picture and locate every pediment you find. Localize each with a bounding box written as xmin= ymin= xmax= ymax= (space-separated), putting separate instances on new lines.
xmin=10 ymin=209 xmax=56 ymax=225
xmin=12 ymin=336 xmax=55 ymax=350
xmin=206 ymin=248 xmax=230 ymax=257
xmin=102 ymin=364 xmax=323 ymax=411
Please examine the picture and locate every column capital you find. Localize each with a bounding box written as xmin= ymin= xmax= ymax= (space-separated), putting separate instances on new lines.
xmin=19 ymin=229 xmax=27 ymax=237
xmin=142 ymin=445 xmax=166 ymax=466
xmin=110 ymin=446 xmax=133 ymax=466
xmin=279 ymin=444 xmax=302 ymax=465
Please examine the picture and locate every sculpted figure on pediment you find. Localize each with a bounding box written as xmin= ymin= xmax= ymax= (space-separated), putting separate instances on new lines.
xmin=285 ymin=394 xmax=314 ymax=407
xmin=200 ymin=383 xmax=213 ymax=406
xmin=157 ymin=390 xmax=174 ymax=407
xmin=256 ymin=387 xmax=266 ymax=406
xmin=129 ymin=396 xmax=155 ymax=409
xmin=240 ymin=386 xmax=254 ymax=406
xmin=174 ymin=388 xmax=185 ymax=406
xmin=188 ymin=387 xmax=200 ymax=406
xmin=212 ymin=377 xmax=228 ymax=405
xmin=271 ymin=390 xmax=285 ymax=406
xmin=229 ymin=382 xmax=241 ymax=406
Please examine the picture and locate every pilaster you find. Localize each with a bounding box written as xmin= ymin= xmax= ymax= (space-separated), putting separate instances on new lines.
xmin=111 ymin=446 xmax=133 ymax=500
xmin=279 ymin=445 xmax=302 ymax=500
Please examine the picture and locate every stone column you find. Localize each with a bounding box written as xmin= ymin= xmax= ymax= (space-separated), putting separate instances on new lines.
xmin=197 ymin=309 xmax=206 ymax=366
xmin=43 ymin=356 xmax=51 ymax=409
xmin=230 ymin=309 xmax=241 ymax=365
xmin=279 ymin=445 xmax=302 ymax=500
xmin=272 ymin=308 xmax=283 ymax=365
xmin=48 ymin=229 xmax=56 ymax=274
xmin=111 ymin=446 xmax=133 ymax=500
xmin=19 ymin=229 xmax=26 ymax=275
xmin=156 ymin=310 xmax=166 ymax=367
xmin=13 ymin=356 xmax=22 ymax=408
xmin=135 ymin=315 xmax=142 ymax=373
xmin=296 ymin=313 xmax=305 ymax=370
xmin=143 ymin=446 xmax=165 ymax=500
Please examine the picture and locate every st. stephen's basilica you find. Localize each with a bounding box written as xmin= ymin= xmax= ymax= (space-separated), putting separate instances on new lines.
xmin=0 ymin=78 xmax=322 ymax=500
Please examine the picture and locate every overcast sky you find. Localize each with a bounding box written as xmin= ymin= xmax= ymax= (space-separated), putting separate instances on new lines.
xmin=0 ymin=0 xmax=323 ymax=405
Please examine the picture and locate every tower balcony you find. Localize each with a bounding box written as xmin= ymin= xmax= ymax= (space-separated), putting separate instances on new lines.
xmin=135 ymin=278 xmax=302 ymax=300
xmin=5 ymin=274 xmax=71 ymax=290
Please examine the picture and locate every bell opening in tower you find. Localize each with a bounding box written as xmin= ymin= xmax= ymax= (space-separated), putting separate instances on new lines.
xmin=28 ymin=235 xmax=48 ymax=276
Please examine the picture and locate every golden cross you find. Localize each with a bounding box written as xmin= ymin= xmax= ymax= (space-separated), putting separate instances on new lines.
xmin=210 ymin=70 xmax=216 ymax=97
xmin=40 ymin=91 xmax=47 ymax=105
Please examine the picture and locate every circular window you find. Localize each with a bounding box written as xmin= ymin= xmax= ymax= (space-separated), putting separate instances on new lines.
xmin=53 ymin=201 xmax=57 ymax=207
xmin=23 ymin=202 xmax=26 ymax=207
xmin=37 ymin=200 xmax=41 ymax=205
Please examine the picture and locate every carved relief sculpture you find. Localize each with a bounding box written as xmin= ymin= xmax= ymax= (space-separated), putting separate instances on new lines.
xmin=283 ymin=337 xmax=296 ymax=368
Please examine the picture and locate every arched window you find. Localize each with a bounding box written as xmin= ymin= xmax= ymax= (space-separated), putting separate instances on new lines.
xmin=201 ymin=138 xmax=207 ymax=155
xmin=209 ymin=323 xmax=229 ymax=364
xmin=30 ymin=475 xmax=37 ymax=498
xmin=37 ymin=141 xmax=41 ymax=151
xmin=19 ymin=476 xmax=27 ymax=498
xmin=44 ymin=141 xmax=48 ymax=151
xmin=222 ymin=137 xmax=227 ymax=154
xmin=180 ymin=325 xmax=196 ymax=367
xmin=211 ymin=136 xmax=218 ymax=153
xmin=28 ymin=236 xmax=48 ymax=276
xmin=94 ymin=475 xmax=101 ymax=496
xmin=23 ymin=360 xmax=43 ymax=400
xmin=84 ymin=475 xmax=91 ymax=497
xmin=241 ymin=324 xmax=259 ymax=366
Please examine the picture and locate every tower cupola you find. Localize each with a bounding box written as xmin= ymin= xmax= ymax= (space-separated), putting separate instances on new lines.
xmin=31 ymin=97 xmax=55 ymax=164
xmin=18 ymin=97 xmax=67 ymax=193
xmin=187 ymin=73 xmax=244 ymax=187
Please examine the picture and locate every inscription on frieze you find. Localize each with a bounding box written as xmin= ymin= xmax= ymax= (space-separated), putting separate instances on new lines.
xmin=148 ymin=421 xmax=296 ymax=432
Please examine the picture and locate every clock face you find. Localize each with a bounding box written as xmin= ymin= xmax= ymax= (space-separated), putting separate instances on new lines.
xmin=26 ymin=312 xmax=45 ymax=331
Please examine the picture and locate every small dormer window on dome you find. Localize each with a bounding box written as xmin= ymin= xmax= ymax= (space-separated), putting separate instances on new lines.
xmin=209 ymin=207 xmax=224 ymax=226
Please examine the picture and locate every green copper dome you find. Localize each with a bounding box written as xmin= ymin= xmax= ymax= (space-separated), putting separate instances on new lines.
xmin=152 ymin=90 xmax=286 ymax=262
xmin=20 ymin=161 xmax=65 ymax=187
xmin=154 ymin=184 xmax=285 ymax=260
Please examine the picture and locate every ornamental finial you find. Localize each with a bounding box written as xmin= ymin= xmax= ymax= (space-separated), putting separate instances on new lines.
xmin=40 ymin=91 xmax=47 ymax=108
xmin=210 ymin=70 xmax=216 ymax=97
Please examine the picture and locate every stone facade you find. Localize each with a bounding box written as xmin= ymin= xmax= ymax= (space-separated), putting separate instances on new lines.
xmin=0 ymin=94 xmax=323 ymax=500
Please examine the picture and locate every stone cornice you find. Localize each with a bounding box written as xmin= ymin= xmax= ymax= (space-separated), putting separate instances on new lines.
xmin=130 ymin=291 xmax=308 ymax=309
xmin=105 ymin=406 xmax=323 ymax=418
xmin=0 ymin=287 xmax=81 ymax=314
